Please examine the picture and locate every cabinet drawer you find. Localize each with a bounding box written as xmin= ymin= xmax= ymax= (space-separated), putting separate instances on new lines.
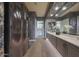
xmin=50 ymin=36 xmax=57 ymax=47
xmin=46 ymin=33 xmax=57 ymax=47
xmin=56 ymin=38 xmax=68 ymax=57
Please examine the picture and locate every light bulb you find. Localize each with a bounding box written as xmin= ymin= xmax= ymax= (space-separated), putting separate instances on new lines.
xmin=62 ymin=6 xmax=67 ymax=10
xmin=55 ymin=6 xmax=59 ymax=10
xmin=55 ymin=14 xmax=58 ymax=16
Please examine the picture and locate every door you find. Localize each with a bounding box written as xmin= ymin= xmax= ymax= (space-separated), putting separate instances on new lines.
xmin=35 ymin=20 xmax=44 ymax=39
xmin=56 ymin=38 xmax=68 ymax=57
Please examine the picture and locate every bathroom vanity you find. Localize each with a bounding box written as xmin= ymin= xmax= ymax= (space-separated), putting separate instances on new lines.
xmin=46 ymin=31 xmax=79 ymax=57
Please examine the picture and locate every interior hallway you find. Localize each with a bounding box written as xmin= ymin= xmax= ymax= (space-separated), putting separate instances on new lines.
xmin=3 ymin=2 xmax=79 ymax=57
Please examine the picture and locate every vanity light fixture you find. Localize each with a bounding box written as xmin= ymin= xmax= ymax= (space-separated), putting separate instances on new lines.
xmin=55 ymin=6 xmax=59 ymax=10
xmin=62 ymin=6 xmax=67 ymax=10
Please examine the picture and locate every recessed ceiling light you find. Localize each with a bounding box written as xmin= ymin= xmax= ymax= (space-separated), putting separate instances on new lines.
xmin=50 ymin=14 xmax=53 ymax=16
xmin=55 ymin=14 xmax=58 ymax=16
xmin=62 ymin=6 xmax=67 ymax=10
xmin=55 ymin=6 xmax=59 ymax=10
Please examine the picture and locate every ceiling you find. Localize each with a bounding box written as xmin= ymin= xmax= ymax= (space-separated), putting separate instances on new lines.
xmin=25 ymin=2 xmax=49 ymax=17
xmin=47 ymin=2 xmax=77 ymax=18
xmin=60 ymin=3 xmax=79 ymax=17
xmin=25 ymin=2 xmax=79 ymax=18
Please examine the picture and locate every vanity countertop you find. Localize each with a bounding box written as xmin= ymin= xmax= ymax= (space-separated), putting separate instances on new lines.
xmin=47 ymin=31 xmax=79 ymax=48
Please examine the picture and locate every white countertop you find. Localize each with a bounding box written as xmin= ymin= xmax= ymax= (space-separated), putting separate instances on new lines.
xmin=47 ymin=31 xmax=79 ymax=48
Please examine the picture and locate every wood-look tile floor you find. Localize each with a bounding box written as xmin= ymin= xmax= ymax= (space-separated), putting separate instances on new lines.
xmin=24 ymin=39 xmax=62 ymax=57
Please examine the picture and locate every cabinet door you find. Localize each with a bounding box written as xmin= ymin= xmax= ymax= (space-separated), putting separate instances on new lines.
xmin=56 ymin=38 xmax=68 ymax=57
xmin=46 ymin=33 xmax=51 ymax=40
xmin=46 ymin=33 xmax=56 ymax=47
xmin=68 ymin=44 xmax=79 ymax=57
xmin=51 ymin=36 xmax=57 ymax=47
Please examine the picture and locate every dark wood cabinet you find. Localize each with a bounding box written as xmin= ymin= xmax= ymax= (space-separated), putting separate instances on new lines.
xmin=46 ymin=32 xmax=79 ymax=57
xmin=67 ymin=43 xmax=79 ymax=57
xmin=50 ymin=35 xmax=57 ymax=47
xmin=56 ymin=38 xmax=67 ymax=56
xmin=46 ymin=33 xmax=57 ymax=47
xmin=46 ymin=33 xmax=52 ymax=40
xmin=56 ymin=38 xmax=79 ymax=57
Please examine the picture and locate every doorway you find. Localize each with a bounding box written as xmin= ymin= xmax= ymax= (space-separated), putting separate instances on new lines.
xmin=35 ymin=20 xmax=44 ymax=39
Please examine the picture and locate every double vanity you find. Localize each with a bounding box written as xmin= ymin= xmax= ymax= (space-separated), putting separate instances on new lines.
xmin=46 ymin=31 xmax=79 ymax=57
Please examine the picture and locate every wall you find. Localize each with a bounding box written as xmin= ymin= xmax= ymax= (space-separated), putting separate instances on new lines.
xmin=28 ymin=12 xmax=36 ymax=39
